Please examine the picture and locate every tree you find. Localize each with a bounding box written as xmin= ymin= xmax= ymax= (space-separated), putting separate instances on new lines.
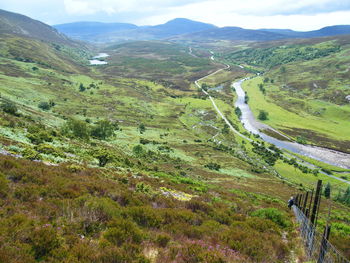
xmin=324 ymin=182 xmax=331 ymax=199
xmin=38 ymin=101 xmax=51 ymax=110
xmin=280 ymin=66 xmax=287 ymax=83
xmin=234 ymin=107 xmax=242 ymax=119
xmin=133 ymin=145 xmax=144 ymax=157
xmin=79 ymin=83 xmax=86 ymax=92
xmin=91 ymin=120 xmax=115 ymax=140
xmin=1 ymin=101 xmax=18 ymax=115
xmin=93 ymin=148 xmax=114 ymax=167
xmin=244 ymin=93 xmax=249 ymax=104
xmin=65 ymin=118 xmax=89 ymax=139
xmin=258 ymin=110 xmax=268 ymax=121
xmin=138 ymin=123 xmax=146 ymax=134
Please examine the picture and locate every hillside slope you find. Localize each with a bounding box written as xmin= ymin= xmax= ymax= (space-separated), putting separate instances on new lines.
xmin=0 ymin=9 xmax=75 ymax=45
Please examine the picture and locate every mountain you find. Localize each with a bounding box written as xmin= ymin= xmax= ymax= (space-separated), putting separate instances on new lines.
xmin=171 ymin=26 xmax=287 ymax=42
xmin=53 ymin=21 xmax=138 ymax=42
xmin=261 ymin=25 xmax=350 ymax=39
xmin=0 ymin=9 xmax=74 ymax=45
xmin=54 ymin=18 xmax=217 ymax=42
xmin=0 ymin=9 xmax=91 ymax=74
xmin=142 ymin=18 xmax=217 ymax=38
xmin=171 ymin=25 xmax=350 ymax=43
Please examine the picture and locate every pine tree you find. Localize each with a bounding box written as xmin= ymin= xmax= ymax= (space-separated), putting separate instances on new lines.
xmin=324 ymin=182 xmax=331 ymax=199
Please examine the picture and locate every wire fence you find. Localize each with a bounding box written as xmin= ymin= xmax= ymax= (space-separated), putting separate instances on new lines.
xmin=293 ymin=205 xmax=349 ymax=263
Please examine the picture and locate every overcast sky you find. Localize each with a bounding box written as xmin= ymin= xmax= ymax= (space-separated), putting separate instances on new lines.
xmin=0 ymin=0 xmax=350 ymax=30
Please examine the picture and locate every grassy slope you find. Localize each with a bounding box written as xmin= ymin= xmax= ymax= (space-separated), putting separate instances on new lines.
xmin=242 ymin=77 xmax=350 ymax=145
xmin=0 ymin=35 xmax=349 ymax=261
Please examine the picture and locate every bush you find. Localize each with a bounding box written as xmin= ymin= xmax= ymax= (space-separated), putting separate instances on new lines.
xmin=64 ymin=118 xmax=90 ymax=140
xmin=93 ymin=148 xmax=114 ymax=167
xmin=127 ymin=206 xmax=163 ymax=228
xmin=204 ymin=162 xmax=221 ymax=171
xmin=22 ymin=147 xmax=41 ymax=160
xmin=251 ymin=208 xmax=290 ymax=228
xmin=30 ymin=225 xmax=61 ymax=259
xmin=35 ymin=144 xmax=65 ymax=158
xmin=38 ymin=102 xmax=51 ymax=111
xmin=1 ymin=101 xmax=18 ymax=115
xmin=258 ymin=110 xmax=268 ymax=121
xmin=103 ymin=219 xmax=144 ymax=246
xmin=133 ymin=145 xmax=145 ymax=157
xmin=155 ymin=234 xmax=171 ymax=247
xmin=91 ymin=120 xmax=115 ymax=140
xmin=0 ymin=172 xmax=9 ymax=198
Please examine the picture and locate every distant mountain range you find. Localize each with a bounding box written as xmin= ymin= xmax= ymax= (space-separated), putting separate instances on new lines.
xmin=54 ymin=18 xmax=350 ymax=43
xmin=54 ymin=18 xmax=217 ymax=42
xmin=1 ymin=8 xmax=350 ymax=44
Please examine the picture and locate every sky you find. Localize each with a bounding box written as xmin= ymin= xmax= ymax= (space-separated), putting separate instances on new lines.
xmin=0 ymin=0 xmax=350 ymax=30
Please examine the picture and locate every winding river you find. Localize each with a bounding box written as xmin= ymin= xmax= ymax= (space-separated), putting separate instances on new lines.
xmin=233 ymin=78 xmax=350 ymax=169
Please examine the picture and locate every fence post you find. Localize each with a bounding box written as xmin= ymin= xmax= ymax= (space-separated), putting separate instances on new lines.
xmin=302 ymin=191 xmax=309 ymax=214
xmin=311 ymin=180 xmax=322 ymax=225
xmin=317 ymin=225 xmax=331 ymax=263
xmin=308 ymin=189 xmax=314 ymax=219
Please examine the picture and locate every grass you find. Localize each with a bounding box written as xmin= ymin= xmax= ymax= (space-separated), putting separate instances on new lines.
xmin=242 ymin=76 xmax=350 ymax=152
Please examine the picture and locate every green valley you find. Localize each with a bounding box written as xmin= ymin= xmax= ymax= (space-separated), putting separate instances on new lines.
xmin=0 ymin=7 xmax=349 ymax=263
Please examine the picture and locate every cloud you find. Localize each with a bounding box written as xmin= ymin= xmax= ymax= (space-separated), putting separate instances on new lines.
xmin=0 ymin=0 xmax=349 ymax=29
xmin=62 ymin=0 xmax=203 ymax=15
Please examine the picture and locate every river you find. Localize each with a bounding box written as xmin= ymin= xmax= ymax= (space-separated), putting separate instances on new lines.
xmin=89 ymin=53 xmax=109 ymax=65
xmin=233 ymin=78 xmax=350 ymax=169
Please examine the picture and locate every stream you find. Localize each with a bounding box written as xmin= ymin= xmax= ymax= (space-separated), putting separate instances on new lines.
xmin=233 ymin=78 xmax=350 ymax=169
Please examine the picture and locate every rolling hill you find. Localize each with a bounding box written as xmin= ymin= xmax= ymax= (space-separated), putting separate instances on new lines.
xmin=54 ymin=18 xmax=217 ymax=42
xmin=0 ymin=9 xmax=75 ymax=46
xmin=54 ymin=17 xmax=350 ymax=43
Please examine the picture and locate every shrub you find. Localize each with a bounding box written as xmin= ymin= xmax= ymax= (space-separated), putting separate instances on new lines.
xmin=133 ymin=145 xmax=145 ymax=157
xmin=22 ymin=147 xmax=41 ymax=160
xmin=38 ymin=102 xmax=51 ymax=111
xmin=204 ymin=162 xmax=221 ymax=171
xmin=251 ymin=208 xmax=290 ymax=228
xmin=64 ymin=118 xmax=90 ymax=140
xmin=138 ymin=123 xmax=146 ymax=134
xmin=127 ymin=206 xmax=163 ymax=228
xmin=27 ymin=128 xmax=53 ymax=144
xmin=0 ymin=172 xmax=9 ymax=198
xmin=35 ymin=144 xmax=65 ymax=158
xmin=30 ymin=225 xmax=61 ymax=259
xmin=1 ymin=101 xmax=18 ymax=115
xmin=103 ymin=219 xmax=144 ymax=246
xmin=93 ymin=148 xmax=114 ymax=167
xmin=90 ymin=120 xmax=115 ymax=140
xmin=155 ymin=234 xmax=171 ymax=247
xmin=234 ymin=107 xmax=242 ymax=119
xmin=258 ymin=110 xmax=268 ymax=121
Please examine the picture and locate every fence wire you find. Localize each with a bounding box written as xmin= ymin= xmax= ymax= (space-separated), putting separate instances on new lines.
xmin=293 ymin=205 xmax=349 ymax=263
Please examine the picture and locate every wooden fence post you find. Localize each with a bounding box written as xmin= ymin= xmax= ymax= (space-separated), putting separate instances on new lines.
xmin=308 ymin=189 xmax=314 ymax=219
xmin=317 ymin=225 xmax=331 ymax=263
xmin=311 ymin=180 xmax=322 ymax=225
xmin=302 ymin=191 xmax=309 ymax=214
